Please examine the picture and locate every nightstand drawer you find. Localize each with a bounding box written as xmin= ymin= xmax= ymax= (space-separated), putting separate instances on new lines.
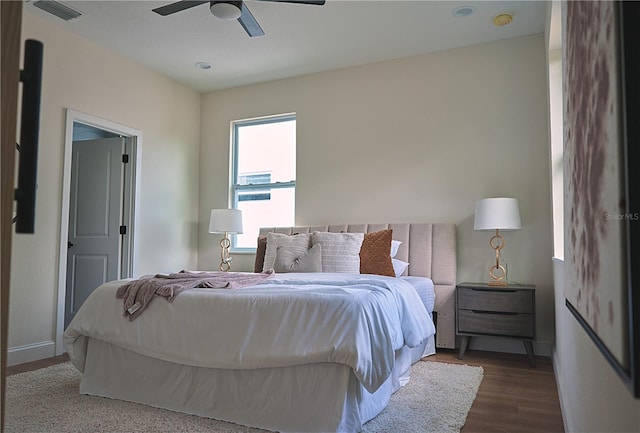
xmin=457 ymin=287 xmax=534 ymax=313
xmin=458 ymin=309 xmax=535 ymax=338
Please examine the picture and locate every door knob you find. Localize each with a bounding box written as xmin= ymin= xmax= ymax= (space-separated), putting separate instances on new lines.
xmin=67 ymin=241 xmax=74 ymax=248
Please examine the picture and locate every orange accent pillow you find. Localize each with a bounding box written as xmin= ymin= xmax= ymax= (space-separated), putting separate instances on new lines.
xmin=359 ymin=229 xmax=395 ymax=277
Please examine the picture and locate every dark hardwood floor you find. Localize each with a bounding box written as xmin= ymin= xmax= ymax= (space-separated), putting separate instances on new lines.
xmin=427 ymin=349 xmax=565 ymax=433
xmin=7 ymin=353 xmax=69 ymax=375
xmin=8 ymin=349 xmax=564 ymax=433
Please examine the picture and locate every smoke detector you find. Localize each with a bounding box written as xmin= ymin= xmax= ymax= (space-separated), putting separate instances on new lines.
xmin=493 ymin=12 xmax=514 ymax=27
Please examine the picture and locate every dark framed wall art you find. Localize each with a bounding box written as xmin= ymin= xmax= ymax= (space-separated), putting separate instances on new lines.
xmin=564 ymin=0 xmax=639 ymax=397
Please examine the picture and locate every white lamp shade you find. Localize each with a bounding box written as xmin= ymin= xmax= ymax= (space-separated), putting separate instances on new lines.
xmin=474 ymin=198 xmax=522 ymax=231
xmin=209 ymin=209 xmax=243 ymax=234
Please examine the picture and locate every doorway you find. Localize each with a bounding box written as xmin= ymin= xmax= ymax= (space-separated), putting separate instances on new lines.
xmin=55 ymin=110 xmax=141 ymax=354
xmin=65 ymin=134 xmax=128 ymax=328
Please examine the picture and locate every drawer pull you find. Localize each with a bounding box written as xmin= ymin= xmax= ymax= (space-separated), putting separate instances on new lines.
xmin=471 ymin=310 xmax=518 ymax=315
xmin=470 ymin=288 xmax=518 ymax=293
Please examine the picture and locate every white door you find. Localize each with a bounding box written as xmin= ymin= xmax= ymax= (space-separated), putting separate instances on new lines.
xmin=65 ymin=137 xmax=124 ymax=327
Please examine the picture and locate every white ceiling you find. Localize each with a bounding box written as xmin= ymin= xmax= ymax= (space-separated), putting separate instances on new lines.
xmin=24 ymin=0 xmax=547 ymax=93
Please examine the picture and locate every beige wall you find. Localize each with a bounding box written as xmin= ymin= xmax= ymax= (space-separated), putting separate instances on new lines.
xmin=199 ymin=34 xmax=555 ymax=354
xmin=9 ymin=12 xmax=201 ymax=360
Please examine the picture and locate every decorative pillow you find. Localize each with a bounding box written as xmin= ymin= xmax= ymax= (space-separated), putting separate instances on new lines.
xmin=311 ymin=231 xmax=364 ymax=273
xmin=254 ymin=235 xmax=268 ymax=273
xmin=359 ymin=229 xmax=395 ymax=277
xmin=390 ymin=240 xmax=402 ymax=258
xmin=273 ymin=244 xmax=322 ymax=273
xmin=263 ymin=232 xmax=312 ymax=271
xmin=392 ymin=258 xmax=410 ymax=277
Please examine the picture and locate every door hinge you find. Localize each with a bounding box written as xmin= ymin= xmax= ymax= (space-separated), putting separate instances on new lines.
xmin=122 ymin=154 xmax=129 ymax=163
xmin=120 ymin=225 xmax=127 ymax=235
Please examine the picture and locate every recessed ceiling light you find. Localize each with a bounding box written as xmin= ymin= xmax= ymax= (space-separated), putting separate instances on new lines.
xmin=493 ymin=12 xmax=514 ymax=27
xmin=452 ymin=6 xmax=475 ymax=18
xmin=195 ymin=62 xmax=212 ymax=70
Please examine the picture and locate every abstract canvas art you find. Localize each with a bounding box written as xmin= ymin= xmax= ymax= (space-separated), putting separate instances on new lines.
xmin=563 ymin=0 xmax=639 ymax=397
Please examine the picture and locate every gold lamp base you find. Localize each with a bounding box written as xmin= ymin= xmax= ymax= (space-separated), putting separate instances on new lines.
xmin=487 ymin=229 xmax=508 ymax=286
xmin=219 ymin=233 xmax=232 ymax=272
xmin=488 ymin=279 xmax=508 ymax=287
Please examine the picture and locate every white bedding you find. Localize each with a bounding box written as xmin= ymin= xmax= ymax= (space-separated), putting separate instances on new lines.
xmin=64 ymin=272 xmax=435 ymax=394
xmin=401 ymin=275 xmax=435 ymax=313
xmin=80 ymin=339 xmax=410 ymax=433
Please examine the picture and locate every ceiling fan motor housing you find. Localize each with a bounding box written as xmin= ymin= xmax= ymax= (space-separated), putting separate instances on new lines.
xmin=152 ymin=0 xmax=325 ymax=38
xmin=210 ymin=1 xmax=243 ymax=20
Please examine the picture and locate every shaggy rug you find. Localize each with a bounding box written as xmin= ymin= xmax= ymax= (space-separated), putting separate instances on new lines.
xmin=6 ymin=360 xmax=483 ymax=433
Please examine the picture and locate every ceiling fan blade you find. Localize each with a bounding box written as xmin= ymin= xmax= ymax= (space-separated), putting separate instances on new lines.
xmin=152 ymin=1 xmax=209 ymax=16
xmin=256 ymin=0 xmax=325 ymax=5
xmin=238 ymin=3 xmax=265 ymax=37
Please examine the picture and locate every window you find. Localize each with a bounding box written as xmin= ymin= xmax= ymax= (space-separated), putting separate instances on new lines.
xmin=231 ymin=114 xmax=296 ymax=251
xmin=548 ymin=4 xmax=564 ymax=260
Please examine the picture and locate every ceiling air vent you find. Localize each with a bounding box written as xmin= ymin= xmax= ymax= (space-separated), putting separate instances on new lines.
xmin=32 ymin=0 xmax=82 ymax=21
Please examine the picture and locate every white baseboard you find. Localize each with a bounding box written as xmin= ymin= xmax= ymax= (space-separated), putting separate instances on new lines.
xmin=551 ymin=347 xmax=570 ymax=433
xmin=7 ymin=340 xmax=56 ymax=366
xmin=463 ymin=335 xmax=552 ymax=357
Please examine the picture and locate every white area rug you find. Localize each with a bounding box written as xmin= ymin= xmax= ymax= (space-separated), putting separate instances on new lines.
xmin=6 ymin=360 xmax=483 ymax=433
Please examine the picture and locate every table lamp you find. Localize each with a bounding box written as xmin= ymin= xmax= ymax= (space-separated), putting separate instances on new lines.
xmin=208 ymin=209 xmax=243 ymax=271
xmin=474 ymin=198 xmax=521 ymax=286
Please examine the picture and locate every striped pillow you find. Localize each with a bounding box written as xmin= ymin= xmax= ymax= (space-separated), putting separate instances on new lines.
xmin=311 ymin=231 xmax=364 ymax=273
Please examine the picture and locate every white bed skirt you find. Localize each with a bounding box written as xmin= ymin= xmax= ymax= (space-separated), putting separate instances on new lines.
xmin=79 ymin=337 xmax=433 ymax=433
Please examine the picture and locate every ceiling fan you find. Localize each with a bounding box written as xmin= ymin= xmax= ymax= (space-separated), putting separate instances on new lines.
xmin=152 ymin=0 xmax=326 ymax=37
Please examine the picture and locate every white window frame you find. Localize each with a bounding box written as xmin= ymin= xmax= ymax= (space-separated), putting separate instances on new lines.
xmin=230 ymin=113 xmax=296 ymax=252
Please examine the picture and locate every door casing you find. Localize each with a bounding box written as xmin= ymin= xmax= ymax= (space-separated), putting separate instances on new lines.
xmin=55 ymin=109 xmax=141 ymax=355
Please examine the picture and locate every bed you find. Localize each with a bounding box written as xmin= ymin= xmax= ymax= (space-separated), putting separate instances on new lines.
xmin=63 ymin=222 xmax=456 ymax=433
xmin=257 ymin=223 xmax=457 ymax=350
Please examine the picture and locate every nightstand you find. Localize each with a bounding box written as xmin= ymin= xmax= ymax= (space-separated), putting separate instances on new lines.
xmin=456 ymin=282 xmax=536 ymax=367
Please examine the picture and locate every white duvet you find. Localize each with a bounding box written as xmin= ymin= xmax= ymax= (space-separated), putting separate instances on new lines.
xmin=64 ymin=272 xmax=435 ymax=393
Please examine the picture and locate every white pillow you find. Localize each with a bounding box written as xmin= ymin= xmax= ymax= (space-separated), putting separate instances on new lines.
xmin=392 ymin=258 xmax=410 ymax=277
xmin=263 ymin=232 xmax=312 ymax=271
xmin=311 ymin=231 xmax=364 ymax=273
xmin=390 ymin=240 xmax=402 ymax=258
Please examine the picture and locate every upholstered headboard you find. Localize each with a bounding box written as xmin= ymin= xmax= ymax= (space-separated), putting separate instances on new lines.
xmin=258 ymin=223 xmax=457 ymax=349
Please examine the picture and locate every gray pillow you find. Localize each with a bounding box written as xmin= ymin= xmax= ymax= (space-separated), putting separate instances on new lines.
xmin=262 ymin=232 xmax=312 ymax=271
xmin=273 ymin=244 xmax=323 ymax=273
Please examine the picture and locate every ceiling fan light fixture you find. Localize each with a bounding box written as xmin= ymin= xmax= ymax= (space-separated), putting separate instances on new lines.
xmin=210 ymin=1 xmax=242 ymax=20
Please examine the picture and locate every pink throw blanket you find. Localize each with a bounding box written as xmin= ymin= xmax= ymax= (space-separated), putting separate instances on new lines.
xmin=115 ymin=270 xmax=274 ymax=321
